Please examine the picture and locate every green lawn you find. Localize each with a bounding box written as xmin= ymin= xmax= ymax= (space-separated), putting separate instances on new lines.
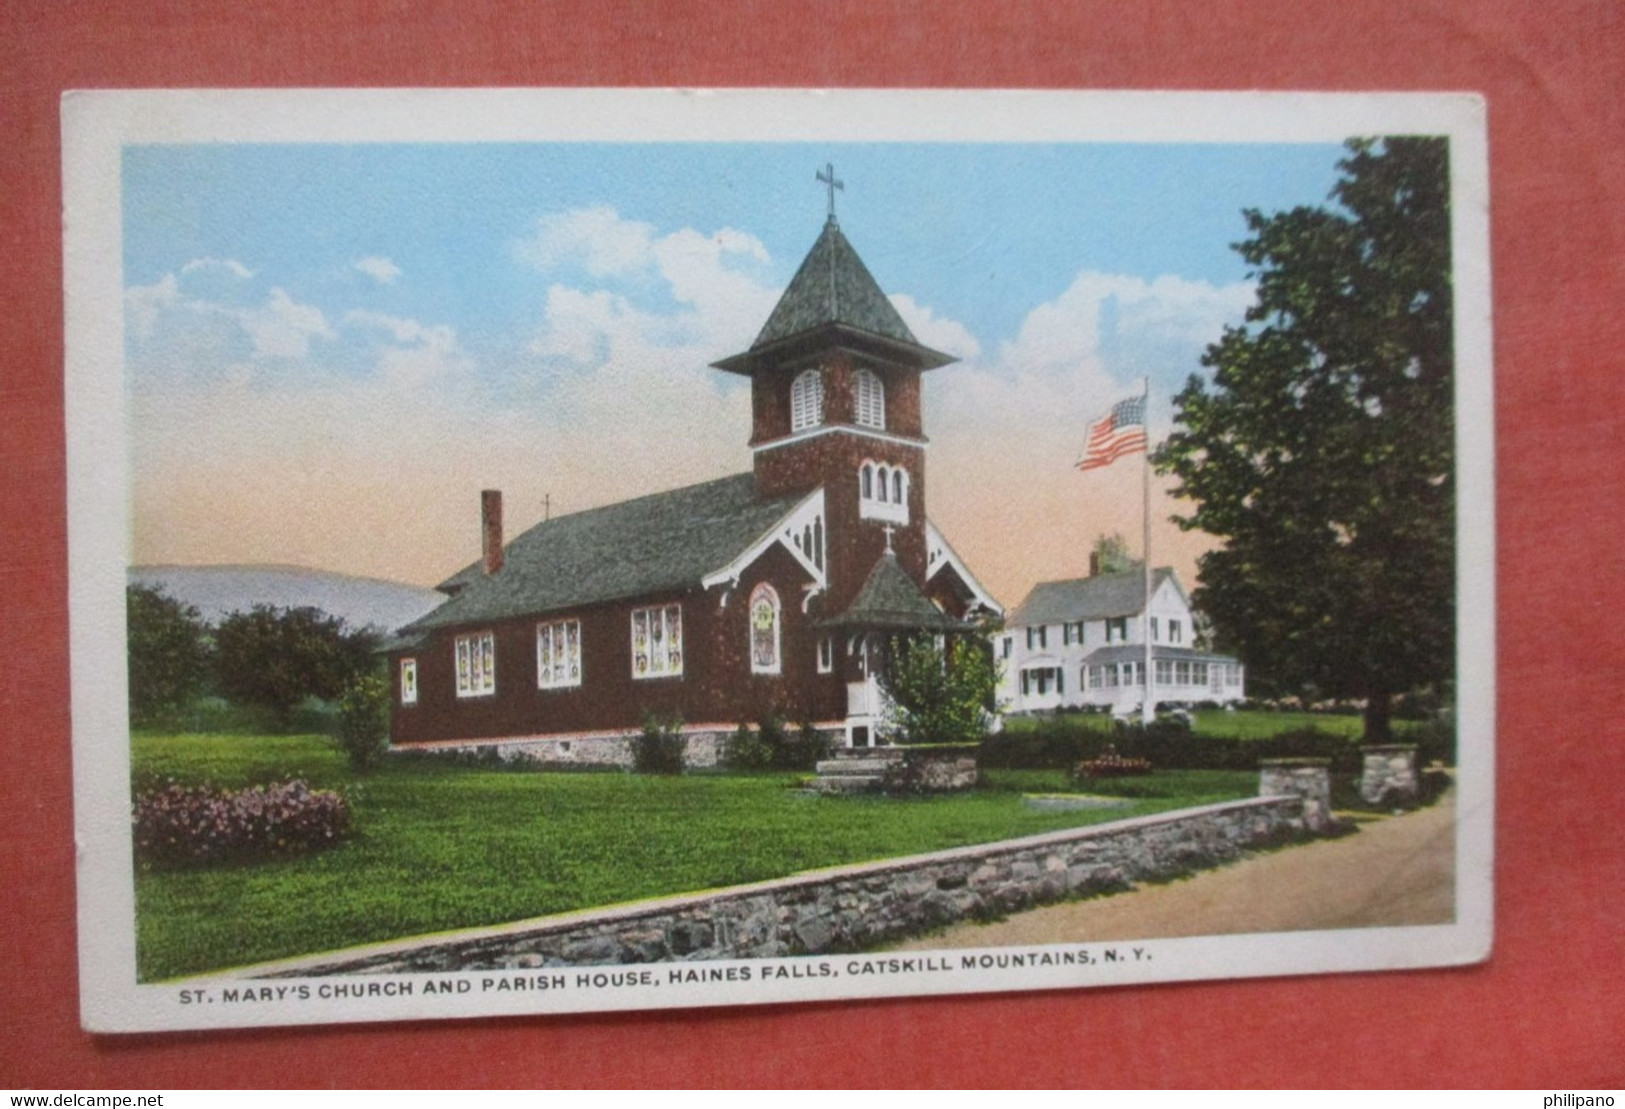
xmin=1000 ymin=709 xmax=1405 ymax=740
xmin=132 ymin=733 xmax=1253 ymax=981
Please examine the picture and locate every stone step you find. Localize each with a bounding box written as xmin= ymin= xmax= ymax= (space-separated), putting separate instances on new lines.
xmin=830 ymin=746 xmax=904 ymax=761
xmin=815 ymin=758 xmax=894 ymax=776
xmin=812 ymin=774 xmax=886 ymax=795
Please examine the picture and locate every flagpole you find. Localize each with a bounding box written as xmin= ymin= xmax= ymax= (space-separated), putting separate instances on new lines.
xmin=1142 ymin=375 xmax=1154 ymax=726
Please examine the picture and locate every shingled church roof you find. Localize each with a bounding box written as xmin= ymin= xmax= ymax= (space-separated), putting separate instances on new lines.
xmin=712 ymin=218 xmax=954 ymax=373
xmin=821 ymin=550 xmax=966 ymax=632
xmin=404 ymin=474 xmax=805 ymax=632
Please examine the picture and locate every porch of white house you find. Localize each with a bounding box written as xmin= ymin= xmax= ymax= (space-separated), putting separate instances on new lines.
xmin=1015 ymin=654 xmax=1245 ymax=716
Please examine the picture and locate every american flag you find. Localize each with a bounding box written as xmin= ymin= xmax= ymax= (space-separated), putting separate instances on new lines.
xmin=1077 ymin=395 xmax=1148 ymax=471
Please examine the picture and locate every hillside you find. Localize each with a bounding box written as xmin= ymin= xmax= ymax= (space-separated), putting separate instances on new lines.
xmin=129 ymin=564 xmax=444 ymax=633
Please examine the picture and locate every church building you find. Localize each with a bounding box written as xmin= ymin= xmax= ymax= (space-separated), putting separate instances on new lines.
xmin=386 ymin=191 xmax=1001 ymax=762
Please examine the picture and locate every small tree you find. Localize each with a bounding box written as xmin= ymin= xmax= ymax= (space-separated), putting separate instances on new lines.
xmin=126 ymin=584 xmax=211 ymax=726
xmin=1091 ymin=533 xmax=1136 ymax=575
xmin=879 ymin=635 xmax=999 ymax=746
xmin=214 ymin=605 xmax=379 ymax=728
xmin=335 ymin=674 xmax=391 ymax=771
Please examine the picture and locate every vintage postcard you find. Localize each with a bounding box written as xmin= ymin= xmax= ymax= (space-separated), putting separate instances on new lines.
xmin=65 ymin=88 xmax=1493 ymax=1032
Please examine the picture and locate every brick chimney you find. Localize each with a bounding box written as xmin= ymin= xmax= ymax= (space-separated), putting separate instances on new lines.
xmin=1089 ymin=551 xmax=1100 ymax=577
xmin=481 ymin=489 xmax=504 ymax=575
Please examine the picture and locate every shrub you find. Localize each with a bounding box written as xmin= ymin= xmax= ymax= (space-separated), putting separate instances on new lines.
xmin=334 ymin=674 xmax=391 ymax=771
xmin=633 ymin=712 xmax=686 ymax=775
xmin=879 ymin=634 xmax=998 ymax=745
xmin=133 ymin=779 xmax=351 ymax=867
xmin=777 ymin=720 xmax=834 ymax=771
xmin=126 ymin=585 xmax=212 ymax=728
xmin=1072 ymin=745 xmax=1154 ymax=781
xmin=725 ymin=721 xmax=774 ymax=771
xmin=1410 ymin=709 xmax=1457 ymax=767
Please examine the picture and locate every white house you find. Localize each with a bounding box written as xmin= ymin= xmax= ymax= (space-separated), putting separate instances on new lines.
xmin=996 ymin=564 xmax=1244 ymax=716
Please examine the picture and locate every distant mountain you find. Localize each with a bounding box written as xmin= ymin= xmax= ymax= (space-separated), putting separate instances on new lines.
xmin=129 ymin=564 xmax=445 ymax=633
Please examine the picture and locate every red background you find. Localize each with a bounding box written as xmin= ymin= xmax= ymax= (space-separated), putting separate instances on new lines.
xmin=3 ymin=0 xmax=1621 ymax=1089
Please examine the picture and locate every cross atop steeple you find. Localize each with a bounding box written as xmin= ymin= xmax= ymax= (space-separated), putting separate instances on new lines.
xmin=882 ymin=523 xmax=896 ymax=554
xmin=816 ymin=162 xmax=844 ymax=223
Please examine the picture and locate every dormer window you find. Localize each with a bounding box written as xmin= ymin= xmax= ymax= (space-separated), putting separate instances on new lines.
xmin=859 ymin=460 xmax=908 ymax=524
xmin=854 ymin=367 xmax=885 ymax=429
xmin=791 ymin=369 xmax=824 ymax=432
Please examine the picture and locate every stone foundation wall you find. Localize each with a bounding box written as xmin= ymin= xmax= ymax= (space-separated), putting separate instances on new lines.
xmin=396 ymin=729 xmax=740 ymax=770
xmin=253 ymin=794 xmax=1309 ymax=978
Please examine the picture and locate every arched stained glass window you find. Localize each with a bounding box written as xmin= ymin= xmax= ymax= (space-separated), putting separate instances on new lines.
xmin=892 ymin=469 xmax=904 ymax=504
xmin=791 ymin=369 xmax=824 ymax=432
xmin=854 ymin=368 xmax=885 ymax=429
xmin=749 ymin=583 xmax=781 ymax=674
xmin=861 ymin=462 xmax=874 ymax=499
xmin=877 ymin=465 xmax=890 ymax=502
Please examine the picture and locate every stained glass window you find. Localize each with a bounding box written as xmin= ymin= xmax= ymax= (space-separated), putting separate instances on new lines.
xmin=536 ymin=619 xmax=582 ymax=689
xmin=455 ymin=632 xmax=496 ymax=697
xmin=400 ymin=658 xmax=418 ymax=705
xmin=632 ymin=604 xmax=683 ymax=678
xmin=749 ymin=584 xmax=780 ymax=674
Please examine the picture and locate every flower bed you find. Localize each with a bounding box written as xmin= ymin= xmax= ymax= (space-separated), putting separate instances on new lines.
xmin=133 ymin=779 xmax=351 ymax=867
xmin=1072 ymin=746 xmax=1154 ymax=780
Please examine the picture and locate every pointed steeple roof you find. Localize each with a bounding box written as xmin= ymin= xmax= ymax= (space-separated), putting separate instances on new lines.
xmin=713 ymin=218 xmax=954 ymax=374
xmin=821 ymin=551 xmax=967 ymax=632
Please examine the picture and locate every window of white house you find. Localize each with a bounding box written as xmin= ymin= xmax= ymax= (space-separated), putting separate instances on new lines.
xmin=455 ymin=632 xmax=496 ymax=698
xmin=1169 ymin=619 xmax=1183 ymax=644
xmin=854 ymin=367 xmax=885 ymax=429
xmin=817 ymin=636 xmax=834 ymax=674
xmin=1175 ymin=661 xmax=1192 ymax=685
xmin=399 ymin=658 xmax=418 ymax=705
xmin=1104 ymin=664 xmax=1120 ymax=688
xmin=858 ymin=459 xmax=908 ymax=524
xmin=1191 ymin=662 xmax=1208 ymax=687
xmin=536 ymin=618 xmax=582 ymax=689
xmin=791 ymin=369 xmax=824 ymax=432
xmin=1150 ymin=616 xmax=1159 ymax=641
xmin=1121 ymin=661 xmax=1140 ymax=686
xmin=1106 ymin=617 xmax=1128 ymax=643
xmin=1001 ymin=636 xmax=1011 ymax=659
xmin=1155 ymin=659 xmax=1174 ymax=685
xmin=631 ymin=604 xmax=683 ymax=679
xmin=749 ymin=584 xmax=781 ymax=675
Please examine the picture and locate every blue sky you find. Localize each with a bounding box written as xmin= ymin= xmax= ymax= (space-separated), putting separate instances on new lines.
xmin=124 ymin=139 xmax=1349 ymax=601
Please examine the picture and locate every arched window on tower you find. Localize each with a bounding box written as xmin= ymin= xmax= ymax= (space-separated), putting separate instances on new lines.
xmin=859 ymin=459 xmax=909 ymax=524
xmin=791 ymin=369 xmax=824 ymax=432
xmin=854 ymin=368 xmax=885 ymax=429
xmin=749 ymin=583 xmax=781 ymax=675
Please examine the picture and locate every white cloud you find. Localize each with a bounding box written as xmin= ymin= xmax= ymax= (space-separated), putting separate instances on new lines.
xmin=890 ymin=293 xmax=982 ymax=360
xmin=513 ymin=205 xmax=659 ymax=278
xmin=180 ymin=257 xmax=254 ymax=280
xmin=125 ymin=274 xmax=181 ymax=340
xmin=354 ymin=256 xmax=402 ymax=284
xmin=239 ymin=288 xmax=336 ymax=361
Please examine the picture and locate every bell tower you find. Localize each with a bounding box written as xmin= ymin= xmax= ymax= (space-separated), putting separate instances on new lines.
xmin=711 ymin=168 xmax=955 ymax=614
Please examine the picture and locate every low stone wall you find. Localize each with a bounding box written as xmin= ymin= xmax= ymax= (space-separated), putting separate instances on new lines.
xmin=1360 ymin=744 xmax=1420 ymax=806
xmin=881 ymin=747 xmax=979 ymax=792
xmin=251 ymin=793 xmax=1310 ymax=978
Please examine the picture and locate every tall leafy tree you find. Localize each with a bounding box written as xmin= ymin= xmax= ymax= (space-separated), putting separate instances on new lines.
xmin=214 ymin=605 xmax=379 ymax=727
xmin=1156 ymin=138 xmax=1454 ymax=743
xmin=126 ymin=584 xmax=212 ymax=726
